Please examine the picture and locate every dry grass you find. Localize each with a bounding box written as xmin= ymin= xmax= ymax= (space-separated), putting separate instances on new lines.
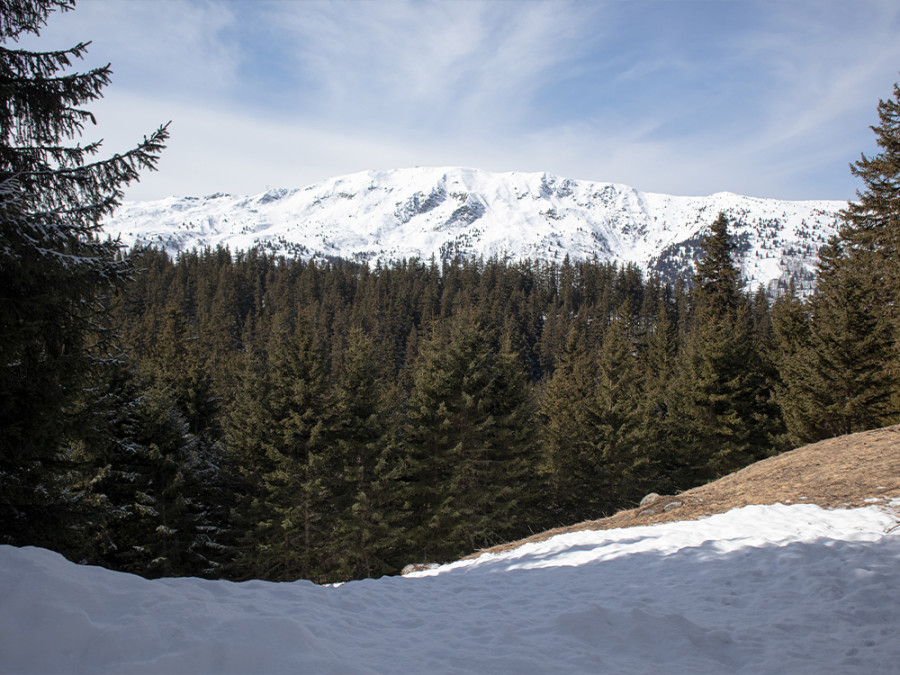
xmin=475 ymin=424 xmax=900 ymax=558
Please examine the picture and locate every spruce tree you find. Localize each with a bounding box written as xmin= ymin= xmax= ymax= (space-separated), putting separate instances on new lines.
xmin=841 ymin=79 xmax=900 ymax=307
xmin=776 ymin=241 xmax=897 ymax=441
xmin=229 ymin=314 xmax=333 ymax=581
xmin=775 ymin=80 xmax=900 ymax=440
xmin=398 ymin=315 xmax=538 ymax=562
xmin=594 ymin=305 xmax=650 ymax=511
xmin=329 ymin=328 xmax=394 ymax=580
xmin=538 ymin=320 xmax=603 ymax=524
xmin=667 ymin=214 xmax=780 ymax=488
xmin=637 ymin=281 xmax=677 ymax=493
xmin=74 ymin=366 xmax=202 ymax=577
xmin=224 ymin=340 xmax=277 ymax=580
xmin=0 ymin=0 xmax=168 ymax=545
xmin=771 ymin=284 xmax=820 ymax=444
xmin=832 ymin=78 xmax=900 ymax=419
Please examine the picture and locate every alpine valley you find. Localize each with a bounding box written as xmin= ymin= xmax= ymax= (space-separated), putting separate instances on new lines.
xmin=103 ymin=167 xmax=846 ymax=294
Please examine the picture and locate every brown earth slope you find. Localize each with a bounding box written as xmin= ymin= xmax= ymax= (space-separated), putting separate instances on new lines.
xmin=478 ymin=424 xmax=900 ymax=557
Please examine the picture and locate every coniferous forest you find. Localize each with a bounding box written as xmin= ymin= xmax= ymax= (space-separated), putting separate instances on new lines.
xmin=2 ymin=1 xmax=900 ymax=584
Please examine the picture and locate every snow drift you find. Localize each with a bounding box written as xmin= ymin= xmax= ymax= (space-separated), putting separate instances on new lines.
xmin=2 ymin=501 xmax=899 ymax=673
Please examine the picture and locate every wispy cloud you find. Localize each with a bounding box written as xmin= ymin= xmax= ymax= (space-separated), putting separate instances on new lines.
xmin=265 ymin=0 xmax=592 ymax=133
xmin=21 ymin=0 xmax=240 ymax=101
xmin=14 ymin=0 xmax=900 ymax=202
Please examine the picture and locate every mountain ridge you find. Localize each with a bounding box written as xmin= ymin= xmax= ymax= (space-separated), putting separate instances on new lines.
xmin=103 ymin=167 xmax=846 ymax=293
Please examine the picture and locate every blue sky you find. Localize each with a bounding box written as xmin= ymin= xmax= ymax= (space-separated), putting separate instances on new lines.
xmin=18 ymin=0 xmax=900 ymax=201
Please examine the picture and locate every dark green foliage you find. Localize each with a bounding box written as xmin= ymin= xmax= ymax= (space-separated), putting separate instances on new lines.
xmin=538 ymin=322 xmax=603 ymax=523
xmin=775 ymin=243 xmax=897 ymax=442
xmin=397 ymin=315 xmax=540 ymax=563
xmin=835 ymin=78 xmax=900 ymax=420
xmin=666 ymin=214 xmax=782 ymax=488
xmin=94 ymin=240 xmax=801 ymax=581
xmin=261 ymin=327 xmax=332 ymax=581
xmin=91 ymin=378 xmax=194 ymax=576
xmin=841 ymin=80 xmax=900 ymax=301
xmin=227 ymin=315 xmax=333 ymax=581
xmin=329 ymin=329 xmax=396 ymax=579
xmin=636 ymin=279 xmax=677 ymax=492
xmin=693 ymin=213 xmax=744 ymax=313
xmin=71 ymin=365 xmax=228 ymax=578
xmin=771 ymin=285 xmax=817 ymax=444
xmin=594 ymin=307 xmax=651 ymax=508
xmin=223 ymin=342 xmax=275 ymax=580
xmin=775 ymin=79 xmax=900 ymax=441
xmin=537 ymin=301 xmax=654 ymax=523
xmin=0 ymin=0 xmax=167 ymax=546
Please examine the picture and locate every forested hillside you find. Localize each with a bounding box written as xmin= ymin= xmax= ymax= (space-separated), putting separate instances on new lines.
xmin=45 ymin=224 xmax=776 ymax=581
xmin=20 ymin=202 xmax=889 ymax=583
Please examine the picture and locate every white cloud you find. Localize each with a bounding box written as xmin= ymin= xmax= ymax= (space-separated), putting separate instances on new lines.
xmin=722 ymin=3 xmax=900 ymax=147
xmin=96 ymin=92 xmax=432 ymax=200
xmin=18 ymin=0 xmax=241 ymax=100
xmin=270 ymin=0 xmax=591 ymax=132
xmin=13 ymin=0 xmax=900 ymax=202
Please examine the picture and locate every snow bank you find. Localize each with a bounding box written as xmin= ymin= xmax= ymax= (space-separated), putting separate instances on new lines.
xmin=2 ymin=502 xmax=899 ymax=674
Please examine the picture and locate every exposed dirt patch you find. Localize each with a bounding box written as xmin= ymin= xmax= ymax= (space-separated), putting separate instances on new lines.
xmin=476 ymin=424 xmax=900 ymax=558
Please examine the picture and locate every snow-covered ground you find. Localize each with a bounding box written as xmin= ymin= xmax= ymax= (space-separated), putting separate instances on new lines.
xmin=2 ymin=501 xmax=899 ymax=674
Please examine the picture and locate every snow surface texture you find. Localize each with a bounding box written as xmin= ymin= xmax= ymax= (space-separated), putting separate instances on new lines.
xmin=2 ymin=502 xmax=899 ymax=674
xmin=102 ymin=167 xmax=845 ymax=295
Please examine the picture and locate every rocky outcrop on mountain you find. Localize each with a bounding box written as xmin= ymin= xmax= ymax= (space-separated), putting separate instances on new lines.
xmin=103 ymin=167 xmax=844 ymax=294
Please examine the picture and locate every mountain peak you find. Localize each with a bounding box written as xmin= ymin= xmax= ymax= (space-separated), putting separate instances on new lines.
xmin=104 ymin=167 xmax=845 ymax=294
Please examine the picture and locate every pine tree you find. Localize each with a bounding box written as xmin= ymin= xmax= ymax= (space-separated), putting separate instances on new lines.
xmin=329 ymin=328 xmax=394 ymax=580
xmin=841 ymin=79 xmax=900 ymax=307
xmin=667 ymin=214 xmax=780 ymax=488
xmin=774 ymin=80 xmax=900 ymax=440
xmin=398 ymin=315 xmax=539 ymax=562
xmin=0 ymin=0 xmax=168 ymax=545
xmin=776 ymin=241 xmax=897 ymax=441
xmin=538 ymin=320 xmax=603 ymax=524
xmin=593 ymin=305 xmax=650 ymax=511
xmin=228 ymin=313 xmax=334 ymax=581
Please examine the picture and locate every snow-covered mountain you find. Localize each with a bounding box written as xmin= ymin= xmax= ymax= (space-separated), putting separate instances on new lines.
xmin=104 ymin=167 xmax=846 ymax=294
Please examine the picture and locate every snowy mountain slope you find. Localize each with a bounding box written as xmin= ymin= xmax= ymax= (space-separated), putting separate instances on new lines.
xmin=103 ymin=167 xmax=845 ymax=294
xmin=2 ymin=501 xmax=899 ymax=673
